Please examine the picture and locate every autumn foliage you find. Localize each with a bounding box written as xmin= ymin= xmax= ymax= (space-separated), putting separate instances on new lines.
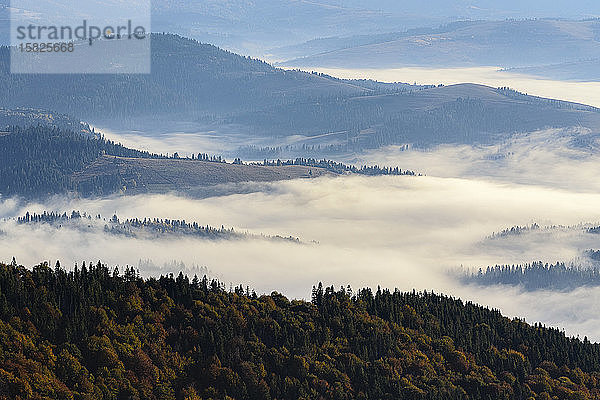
xmin=0 ymin=260 xmax=598 ymax=399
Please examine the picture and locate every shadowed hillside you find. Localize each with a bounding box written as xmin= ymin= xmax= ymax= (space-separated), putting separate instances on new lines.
xmin=1 ymin=35 xmax=599 ymax=152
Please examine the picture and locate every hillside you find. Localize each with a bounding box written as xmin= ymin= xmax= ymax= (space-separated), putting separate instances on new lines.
xmin=0 ymin=125 xmax=160 ymax=197
xmin=1 ymin=35 xmax=599 ymax=152
xmin=232 ymin=84 xmax=600 ymax=150
xmin=0 ymin=34 xmax=371 ymax=119
xmin=0 ymin=125 xmax=334 ymax=197
xmin=0 ymin=108 xmax=89 ymax=134
xmin=0 ymin=124 xmax=417 ymax=198
xmin=279 ymin=19 xmax=600 ymax=72
xmin=0 ymin=260 xmax=599 ymax=399
xmin=72 ymin=155 xmax=333 ymax=195
xmin=503 ymin=59 xmax=600 ymax=81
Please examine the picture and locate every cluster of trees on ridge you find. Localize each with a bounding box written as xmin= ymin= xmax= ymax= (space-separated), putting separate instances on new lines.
xmin=0 ymin=259 xmax=599 ymax=399
xmin=256 ymin=158 xmax=416 ymax=176
xmin=16 ymin=211 xmax=301 ymax=243
xmin=461 ymin=261 xmax=600 ymax=291
xmin=0 ymin=108 xmax=89 ymax=134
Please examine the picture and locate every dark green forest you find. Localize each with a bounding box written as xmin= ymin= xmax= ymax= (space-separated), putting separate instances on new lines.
xmin=0 ymin=260 xmax=599 ymax=399
xmin=0 ymin=108 xmax=88 ymax=134
xmin=0 ymin=126 xmax=159 ymax=197
xmin=461 ymin=261 xmax=600 ymax=291
xmin=256 ymin=158 xmax=416 ymax=176
xmin=16 ymin=211 xmax=300 ymax=243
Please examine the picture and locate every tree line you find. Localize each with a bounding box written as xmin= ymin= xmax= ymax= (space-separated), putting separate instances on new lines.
xmin=256 ymin=158 xmax=416 ymax=176
xmin=461 ymin=261 xmax=600 ymax=291
xmin=0 ymin=260 xmax=599 ymax=399
xmin=16 ymin=211 xmax=301 ymax=243
xmin=0 ymin=124 xmax=419 ymax=198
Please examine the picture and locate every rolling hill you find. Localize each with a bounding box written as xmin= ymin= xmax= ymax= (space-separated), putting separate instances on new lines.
xmin=0 ymin=34 xmax=371 ymax=119
xmin=0 ymin=123 xmax=416 ymax=198
xmin=8 ymin=0 xmax=600 ymax=52
xmin=231 ymin=83 xmax=600 ymax=150
xmin=0 ymin=124 xmax=337 ymax=198
xmin=4 ymin=0 xmax=600 ymax=55
xmin=503 ymin=59 xmax=600 ymax=81
xmin=2 ymin=34 xmax=599 ymax=154
xmin=278 ymin=19 xmax=600 ymax=72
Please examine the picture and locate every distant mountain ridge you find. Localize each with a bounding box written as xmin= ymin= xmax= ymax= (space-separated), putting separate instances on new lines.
xmin=0 ymin=34 xmax=371 ymax=119
xmin=277 ymin=19 xmax=600 ymax=73
xmin=4 ymin=0 xmax=600 ymax=53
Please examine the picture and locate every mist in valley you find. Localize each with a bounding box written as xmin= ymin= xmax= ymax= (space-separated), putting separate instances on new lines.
xmin=3 ymin=63 xmax=600 ymax=340
xmin=2 ymin=124 xmax=600 ymax=339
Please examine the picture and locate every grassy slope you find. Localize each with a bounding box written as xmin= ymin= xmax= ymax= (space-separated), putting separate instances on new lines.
xmin=72 ymin=155 xmax=334 ymax=194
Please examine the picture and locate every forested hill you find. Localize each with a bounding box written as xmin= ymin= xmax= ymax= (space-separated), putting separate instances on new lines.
xmin=1 ymin=34 xmax=599 ymax=150
xmin=461 ymin=261 xmax=600 ymax=292
xmin=0 ymin=261 xmax=599 ymax=399
xmin=16 ymin=211 xmax=302 ymax=243
xmin=0 ymin=34 xmax=370 ymax=118
xmin=0 ymin=125 xmax=159 ymax=197
xmin=0 ymin=125 xmax=416 ymax=198
xmin=0 ymin=108 xmax=90 ymax=134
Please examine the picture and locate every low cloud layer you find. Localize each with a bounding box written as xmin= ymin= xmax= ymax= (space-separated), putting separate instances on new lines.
xmin=357 ymin=128 xmax=600 ymax=192
xmin=2 ymin=173 xmax=600 ymax=338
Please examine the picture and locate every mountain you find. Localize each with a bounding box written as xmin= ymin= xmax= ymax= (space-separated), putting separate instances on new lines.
xmin=2 ymin=34 xmax=599 ymax=155
xmin=151 ymin=0 xmax=600 ymax=55
xmin=230 ymin=84 xmax=600 ymax=152
xmin=278 ymin=19 xmax=600 ymax=73
xmin=0 ymin=260 xmax=599 ymax=399
xmin=0 ymin=34 xmax=371 ymax=120
xmin=0 ymin=125 xmax=329 ymax=198
xmin=4 ymin=0 xmax=600 ymax=54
